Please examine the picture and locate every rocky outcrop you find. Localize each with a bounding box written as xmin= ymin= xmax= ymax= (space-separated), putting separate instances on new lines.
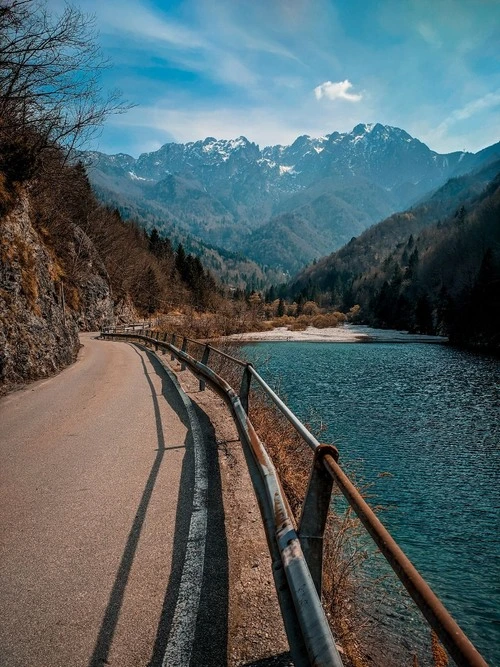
xmin=0 ymin=194 xmax=80 ymax=393
xmin=0 ymin=192 xmax=115 ymax=394
xmin=114 ymin=296 xmax=140 ymax=325
xmin=68 ymin=224 xmax=114 ymax=331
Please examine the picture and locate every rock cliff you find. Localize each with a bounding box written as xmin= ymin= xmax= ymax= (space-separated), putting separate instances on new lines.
xmin=0 ymin=190 xmax=114 ymax=394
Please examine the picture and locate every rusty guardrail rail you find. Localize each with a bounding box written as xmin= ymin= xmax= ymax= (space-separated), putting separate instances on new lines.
xmin=101 ymin=327 xmax=489 ymax=667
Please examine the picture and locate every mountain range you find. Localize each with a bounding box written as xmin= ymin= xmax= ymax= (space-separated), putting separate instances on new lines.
xmin=84 ymin=124 xmax=500 ymax=276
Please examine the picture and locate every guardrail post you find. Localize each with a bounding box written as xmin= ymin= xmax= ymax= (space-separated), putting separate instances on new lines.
xmin=162 ymin=332 xmax=168 ymax=353
xmin=154 ymin=331 xmax=159 ymax=351
xmin=181 ymin=337 xmax=188 ymax=370
xmin=199 ymin=345 xmax=211 ymax=391
xmin=239 ymin=364 xmax=252 ymax=414
xmin=298 ymin=444 xmax=339 ymax=596
xmin=171 ymin=333 xmax=176 ymax=360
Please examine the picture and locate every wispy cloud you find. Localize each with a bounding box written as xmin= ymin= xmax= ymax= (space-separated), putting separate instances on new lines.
xmin=105 ymin=97 xmax=371 ymax=152
xmin=418 ymin=90 xmax=500 ymax=152
xmin=86 ymin=0 xmax=261 ymax=91
xmin=434 ymin=91 xmax=500 ymax=136
xmin=109 ymin=104 xmax=316 ymax=147
xmin=453 ymin=91 xmax=500 ymax=121
xmin=416 ymin=23 xmax=442 ymax=48
xmin=94 ymin=1 xmax=205 ymax=49
xmin=314 ymin=80 xmax=362 ymax=102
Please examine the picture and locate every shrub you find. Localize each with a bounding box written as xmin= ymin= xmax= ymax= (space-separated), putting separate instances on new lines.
xmin=311 ymin=313 xmax=339 ymax=328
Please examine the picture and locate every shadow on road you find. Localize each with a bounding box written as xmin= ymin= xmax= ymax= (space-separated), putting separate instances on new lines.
xmin=88 ymin=348 xmax=169 ymax=667
xmin=145 ymin=348 xmax=229 ymax=667
xmin=88 ymin=344 xmax=229 ymax=667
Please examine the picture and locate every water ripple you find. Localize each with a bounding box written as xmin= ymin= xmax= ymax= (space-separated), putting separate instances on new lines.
xmin=247 ymin=341 xmax=500 ymax=664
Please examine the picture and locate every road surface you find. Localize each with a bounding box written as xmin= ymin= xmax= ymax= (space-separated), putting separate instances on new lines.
xmin=0 ymin=332 xmax=222 ymax=666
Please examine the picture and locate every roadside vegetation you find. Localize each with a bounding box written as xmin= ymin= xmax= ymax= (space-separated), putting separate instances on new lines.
xmin=248 ymin=391 xmax=368 ymax=667
xmin=164 ymin=332 xmax=369 ymax=665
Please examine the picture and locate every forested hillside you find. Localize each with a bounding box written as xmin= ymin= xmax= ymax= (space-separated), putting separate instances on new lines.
xmin=291 ymin=162 xmax=500 ymax=351
xmin=89 ymin=176 xmax=286 ymax=291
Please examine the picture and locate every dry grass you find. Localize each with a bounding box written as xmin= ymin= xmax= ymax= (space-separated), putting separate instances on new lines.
xmin=249 ymin=390 xmax=312 ymax=518
xmin=158 ymin=311 xmax=270 ymax=339
xmin=158 ymin=304 xmax=353 ymax=339
xmin=270 ymin=311 xmax=348 ymax=330
xmin=247 ymin=387 xmax=369 ymax=667
xmin=288 ymin=318 xmax=308 ymax=331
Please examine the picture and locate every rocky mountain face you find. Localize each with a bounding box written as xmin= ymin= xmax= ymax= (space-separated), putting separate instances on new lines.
xmin=85 ymin=124 xmax=500 ymax=274
xmin=0 ymin=191 xmax=114 ymax=394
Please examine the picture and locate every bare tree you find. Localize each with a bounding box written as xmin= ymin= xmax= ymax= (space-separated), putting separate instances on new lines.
xmin=0 ymin=0 xmax=130 ymax=174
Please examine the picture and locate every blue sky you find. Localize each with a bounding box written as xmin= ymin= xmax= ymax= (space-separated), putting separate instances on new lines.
xmin=53 ymin=0 xmax=500 ymax=156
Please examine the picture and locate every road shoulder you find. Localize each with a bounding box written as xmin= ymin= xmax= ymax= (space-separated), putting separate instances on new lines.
xmin=160 ymin=352 xmax=293 ymax=666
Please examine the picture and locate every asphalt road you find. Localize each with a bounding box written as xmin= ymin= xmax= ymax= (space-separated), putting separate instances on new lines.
xmin=0 ymin=333 xmax=214 ymax=667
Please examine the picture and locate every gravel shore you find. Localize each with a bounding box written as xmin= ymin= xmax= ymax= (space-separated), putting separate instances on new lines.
xmin=225 ymin=324 xmax=448 ymax=344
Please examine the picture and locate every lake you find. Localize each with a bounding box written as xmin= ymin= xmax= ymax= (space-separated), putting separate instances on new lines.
xmin=244 ymin=341 xmax=500 ymax=665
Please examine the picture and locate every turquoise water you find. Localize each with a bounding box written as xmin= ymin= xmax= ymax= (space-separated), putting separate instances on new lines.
xmin=245 ymin=342 xmax=500 ymax=665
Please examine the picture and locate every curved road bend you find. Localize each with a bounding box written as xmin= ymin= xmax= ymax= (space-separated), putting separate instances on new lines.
xmin=0 ymin=332 xmax=220 ymax=667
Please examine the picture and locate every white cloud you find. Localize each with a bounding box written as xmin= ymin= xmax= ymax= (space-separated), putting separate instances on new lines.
xmin=314 ymin=80 xmax=362 ymax=102
xmin=453 ymin=91 xmax=500 ymax=121
xmin=109 ymin=105 xmax=306 ymax=147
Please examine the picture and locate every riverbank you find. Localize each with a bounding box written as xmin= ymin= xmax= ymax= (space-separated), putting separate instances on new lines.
xmin=225 ymin=324 xmax=449 ymax=344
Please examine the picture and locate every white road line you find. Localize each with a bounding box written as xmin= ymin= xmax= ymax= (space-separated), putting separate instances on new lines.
xmin=159 ymin=359 xmax=208 ymax=667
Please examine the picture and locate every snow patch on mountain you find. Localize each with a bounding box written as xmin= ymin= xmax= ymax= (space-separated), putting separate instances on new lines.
xmin=85 ymin=123 xmax=478 ymax=218
xmin=127 ymin=171 xmax=150 ymax=181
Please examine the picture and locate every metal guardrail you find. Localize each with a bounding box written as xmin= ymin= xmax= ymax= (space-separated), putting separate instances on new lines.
xmin=101 ymin=327 xmax=489 ymax=667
